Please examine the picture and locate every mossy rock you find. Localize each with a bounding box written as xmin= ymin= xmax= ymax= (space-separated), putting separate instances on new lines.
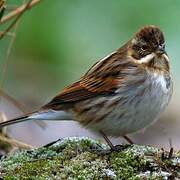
xmin=0 ymin=137 xmax=179 ymax=179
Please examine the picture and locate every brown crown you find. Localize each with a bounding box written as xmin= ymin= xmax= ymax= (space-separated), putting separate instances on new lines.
xmin=135 ymin=25 xmax=165 ymax=45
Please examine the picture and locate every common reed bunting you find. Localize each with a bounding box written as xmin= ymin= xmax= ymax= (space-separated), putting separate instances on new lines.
xmin=0 ymin=25 xmax=172 ymax=150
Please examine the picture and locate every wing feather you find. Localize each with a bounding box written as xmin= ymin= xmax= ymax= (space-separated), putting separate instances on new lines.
xmin=43 ymin=50 xmax=135 ymax=110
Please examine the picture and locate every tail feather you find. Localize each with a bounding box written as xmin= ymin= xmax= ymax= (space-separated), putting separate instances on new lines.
xmin=0 ymin=110 xmax=73 ymax=128
xmin=0 ymin=115 xmax=30 ymax=128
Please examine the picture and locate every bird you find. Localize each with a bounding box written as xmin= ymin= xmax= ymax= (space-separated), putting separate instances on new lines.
xmin=0 ymin=25 xmax=172 ymax=150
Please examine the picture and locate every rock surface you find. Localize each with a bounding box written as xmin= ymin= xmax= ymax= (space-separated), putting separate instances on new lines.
xmin=0 ymin=137 xmax=179 ymax=179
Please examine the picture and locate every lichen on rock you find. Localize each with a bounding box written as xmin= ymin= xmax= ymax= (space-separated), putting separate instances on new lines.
xmin=0 ymin=137 xmax=179 ymax=179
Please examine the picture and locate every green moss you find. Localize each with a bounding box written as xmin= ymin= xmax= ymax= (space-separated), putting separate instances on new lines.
xmin=110 ymin=150 xmax=145 ymax=179
xmin=0 ymin=137 xmax=179 ymax=179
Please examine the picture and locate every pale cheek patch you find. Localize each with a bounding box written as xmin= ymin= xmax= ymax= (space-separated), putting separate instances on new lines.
xmin=162 ymin=53 xmax=170 ymax=62
xmin=133 ymin=53 xmax=155 ymax=64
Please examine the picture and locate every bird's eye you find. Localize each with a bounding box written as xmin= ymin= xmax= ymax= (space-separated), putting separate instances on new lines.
xmin=141 ymin=45 xmax=148 ymax=51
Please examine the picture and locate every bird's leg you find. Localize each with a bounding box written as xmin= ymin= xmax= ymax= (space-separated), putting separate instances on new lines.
xmin=100 ymin=130 xmax=115 ymax=150
xmin=100 ymin=131 xmax=132 ymax=152
xmin=122 ymin=135 xmax=134 ymax=144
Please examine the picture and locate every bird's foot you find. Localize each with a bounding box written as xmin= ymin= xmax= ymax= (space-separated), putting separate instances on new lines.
xmin=110 ymin=144 xmax=132 ymax=152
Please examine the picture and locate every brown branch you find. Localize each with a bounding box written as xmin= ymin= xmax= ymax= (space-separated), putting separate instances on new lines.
xmin=0 ymin=89 xmax=28 ymax=113
xmin=0 ymin=0 xmax=34 ymax=40
xmin=0 ymin=134 xmax=33 ymax=149
xmin=0 ymin=31 xmax=15 ymax=37
xmin=0 ymin=0 xmax=41 ymax=25
xmin=0 ymin=113 xmax=33 ymax=149
xmin=0 ymin=0 xmax=46 ymax=130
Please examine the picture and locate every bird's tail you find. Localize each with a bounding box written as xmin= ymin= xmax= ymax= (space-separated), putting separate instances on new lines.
xmin=0 ymin=115 xmax=30 ymax=128
xmin=0 ymin=110 xmax=73 ymax=128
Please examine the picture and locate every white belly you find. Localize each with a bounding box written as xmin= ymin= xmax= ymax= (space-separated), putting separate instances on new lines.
xmin=79 ymin=73 xmax=172 ymax=136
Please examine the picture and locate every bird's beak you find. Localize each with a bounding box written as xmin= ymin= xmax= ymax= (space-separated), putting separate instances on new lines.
xmin=156 ymin=45 xmax=165 ymax=55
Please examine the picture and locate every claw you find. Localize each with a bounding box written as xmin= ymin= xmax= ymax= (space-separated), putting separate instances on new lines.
xmin=110 ymin=144 xmax=132 ymax=152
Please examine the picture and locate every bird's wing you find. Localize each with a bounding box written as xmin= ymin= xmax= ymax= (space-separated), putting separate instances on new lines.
xmin=42 ymin=51 xmax=135 ymax=110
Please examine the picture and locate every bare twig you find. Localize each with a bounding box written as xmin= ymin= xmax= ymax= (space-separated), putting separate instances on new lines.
xmin=0 ymin=16 xmax=19 ymax=87
xmin=0 ymin=0 xmax=44 ymax=152
xmin=0 ymin=113 xmax=33 ymax=149
xmin=0 ymin=0 xmax=28 ymax=113
xmin=0 ymin=0 xmax=41 ymax=25
xmin=0 ymin=90 xmax=28 ymax=113
xmin=0 ymin=0 xmax=5 ymax=20
xmin=0 ymin=0 xmax=35 ymax=103
xmin=0 ymin=0 xmax=46 ymax=129
xmin=0 ymin=134 xmax=33 ymax=149
xmin=0 ymin=31 xmax=15 ymax=37
xmin=0 ymin=0 xmax=34 ymax=40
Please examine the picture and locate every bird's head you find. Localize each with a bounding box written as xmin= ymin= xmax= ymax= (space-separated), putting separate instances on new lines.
xmin=127 ymin=25 xmax=170 ymax=72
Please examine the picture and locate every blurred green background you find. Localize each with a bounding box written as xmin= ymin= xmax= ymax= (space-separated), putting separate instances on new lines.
xmin=0 ymin=0 xmax=180 ymax=149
